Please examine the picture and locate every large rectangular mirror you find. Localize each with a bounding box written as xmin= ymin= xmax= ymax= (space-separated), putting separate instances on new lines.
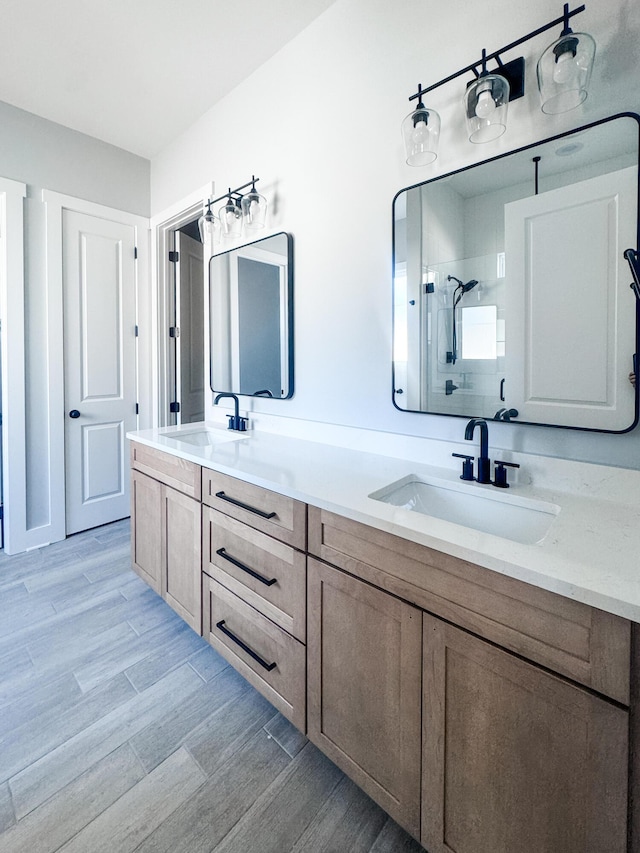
xmin=209 ymin=231 xmax=293 ymax=399
xmin=393 ymin=113 xmax=639 ymax=432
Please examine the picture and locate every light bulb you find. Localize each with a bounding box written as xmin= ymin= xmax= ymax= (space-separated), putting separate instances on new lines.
xmin=411 ymin=117 xmax=429 ymax=145
xmin=475 ymin=89 xmax=496 ymax=119
xmin=553 ymin=50 xmax=579 ymax=85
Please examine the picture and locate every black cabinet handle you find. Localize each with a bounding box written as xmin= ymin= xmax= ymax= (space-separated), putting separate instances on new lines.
xmin=215 ymin=620 xmax=276 ymax=671
xmin=216 ymin=548 xmax=277 ymax=586
xmin=214 ymin=491 xmax=276 ymax=520
xmin=69 ymin=410 xmax=81 ymax=419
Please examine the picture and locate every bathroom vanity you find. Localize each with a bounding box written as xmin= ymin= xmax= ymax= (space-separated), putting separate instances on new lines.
xmin=128 ymin=425 xmax=640 ymax=853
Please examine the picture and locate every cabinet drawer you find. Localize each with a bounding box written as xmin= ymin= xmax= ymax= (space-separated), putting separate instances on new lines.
xmin=308 ymin=506 xmax=631 ymax=705
xmin=202 ymin=469 xmax=306 ymax=549
xmin=203 ymin=507 xmax=306 ymax=641
xmin=130 ymin=442 xmax=201 ymax=500
xmin=203 ymin=577 xmax=305 ymax=731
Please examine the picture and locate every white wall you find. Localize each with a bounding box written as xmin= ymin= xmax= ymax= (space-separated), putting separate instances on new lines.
xmin=151 ymin=0 xmax=640 ymax=469
xmin=0 ymin=100 xmax=149 ymax=215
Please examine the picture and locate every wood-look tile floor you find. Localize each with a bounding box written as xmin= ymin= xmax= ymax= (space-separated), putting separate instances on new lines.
xmin=0 ymin=520 xmax=423 ymax=853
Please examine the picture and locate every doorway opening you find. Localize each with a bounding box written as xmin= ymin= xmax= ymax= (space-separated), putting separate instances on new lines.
xmin=156 ymin=202 xmax=207 ymax=427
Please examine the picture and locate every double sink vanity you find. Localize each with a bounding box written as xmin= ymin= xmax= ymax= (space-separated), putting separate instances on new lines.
xmin=128 ymin=420 xmax=640 ymax=853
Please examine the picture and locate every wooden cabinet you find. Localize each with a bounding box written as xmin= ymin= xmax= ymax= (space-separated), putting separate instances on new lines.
xmin=307 ymin=506 xmax=632 ymax=850
xmin=202 ymin=470 xmax=307 ymax=729
xmin=130 ymin=443 xmax=202 ymax=633
xmin=421 ymin=613 xmax=628 ymax=853
xmin=307 ymin=557 xmax=422 ymax=838
xmin=203 ymin=576 xmax=306 ymax=730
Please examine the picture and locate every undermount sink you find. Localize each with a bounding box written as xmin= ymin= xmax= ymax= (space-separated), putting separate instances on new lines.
xmin=369 ymin=474 xmax=560 ymax=545
xmin=162 ymin=428 xmax=246 ymax=447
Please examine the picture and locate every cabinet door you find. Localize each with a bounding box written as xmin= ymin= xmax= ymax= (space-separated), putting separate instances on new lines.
xmin=307 ymin=558 xmax=422 ymax=839
xmin=422 ymin=613 xmax=628 ymax=853
xmin=162 ymin=486 xmax=202 ymax=634
xmin=130 ymin=469 xmax=162 ymax=593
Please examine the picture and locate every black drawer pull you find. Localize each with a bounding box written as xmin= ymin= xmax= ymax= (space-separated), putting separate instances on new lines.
xmin=214 ymin=491 xmax=277 ymax=520
xmin=215 ymin=620 xmax=277 ymax=671
xmin=216 ymin=548 xmax=277 ymax=586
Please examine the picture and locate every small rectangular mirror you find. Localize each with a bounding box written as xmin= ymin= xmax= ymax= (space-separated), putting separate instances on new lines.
xmin=393 ymin=113 xmax=640 ymax=432
xmin=209 ymin=232 xmax=294 ymax=399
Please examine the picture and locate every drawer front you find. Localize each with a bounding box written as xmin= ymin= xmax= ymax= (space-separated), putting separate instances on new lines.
xmin=202 ymin=469 xmax=306 ymax=549
xmin=308 ymin=506 xmax=631 ymax=705
xmin=203 ymin=577 xmax=306 ymax=731
xmin=203 ymin=507 xmax=306 ymax=641
xmin=130 ymin=442 xmax=201 ymax=500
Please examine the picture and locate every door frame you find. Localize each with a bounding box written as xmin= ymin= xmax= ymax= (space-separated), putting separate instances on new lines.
xmin=42 ymin=190 xmax=149 ymax=548
xmin=151 ymin=183 xmax=213 ymax=427
xmin=0 ymin=176 xmax=27 ymax=554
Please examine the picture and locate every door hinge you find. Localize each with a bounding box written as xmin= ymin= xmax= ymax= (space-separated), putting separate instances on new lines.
xmin=135 ymin=403 xmax=139 ymax=415
xmin=169 ymin=402 xmax=180 ymax=414
xmin=168 ymin=250 xmax=179 ymax=263
xmin=169 ymin=326 xmax=180 ymax=338
xmin=134 ymin=246 xmax=138 ymax=259
xmin=135 ymin=325 xmax=139 ymax=337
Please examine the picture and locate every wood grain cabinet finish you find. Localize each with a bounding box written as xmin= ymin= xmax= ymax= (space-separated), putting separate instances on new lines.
xmin=130 ymin=443 xmax=202 ymax=634
xmin=131 ymin=468 xmax=162 ymax=594
xmin=161 ymin=484 xmax=202 ymax=633
xmin=130 ymin=442 xmax=201 ymax=500
xmin=202 ymin=506 xmax=306 ymax=641
xmin=307 ymin=557 xmax=422 ymax=840
xmin=421 ymin=613 xmax=629 ymax=853
xmin=202 ymin=469 xmax=306 ymax=550
xmin=308 ymin=506 xmax=631 ymax=705
xmin=203 ymin=576 xmax=305 ymax=730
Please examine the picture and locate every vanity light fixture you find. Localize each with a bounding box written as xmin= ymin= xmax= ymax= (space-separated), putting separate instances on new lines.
xmin=218 ymin=190 xmax=244 ymax=238
xmin=465 ymin=50 xmax=510 ymax=144
xmin=197 ymin=199 xmax=219 ymax=246
xmin=201 ymin=176 xmax=268 ymax=246
xmin=403 ymin=3 xmax=593 ymax=163
xmin=241 ymin=176 xmax=268 ymax=232
xmin=401 ymin=90 xmax=441 ymax=165
xmin=537 ymin=3 xmax=596 ymax=114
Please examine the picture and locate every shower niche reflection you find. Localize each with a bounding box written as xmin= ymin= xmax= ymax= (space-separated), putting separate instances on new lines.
xmin=393 ymin=113 xmax=640 ymax=432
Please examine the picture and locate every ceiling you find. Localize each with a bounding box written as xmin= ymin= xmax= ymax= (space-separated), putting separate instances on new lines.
xmin=0 ymin=0 xmax=337 ymax=159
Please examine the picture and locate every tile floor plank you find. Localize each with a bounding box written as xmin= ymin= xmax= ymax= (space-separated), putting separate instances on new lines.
xmin=0 ymin=782 xmax=15 ymax=833
xmin=135 ymin=729 xmax=292 ymax=853
xmin=0 ymin=744 xmax=145 ymax=853
xmin=57 ymin=747 xmax=206 ymax=853
xmin=9 ymin=663 xmax=204 ymax=818
xmin=130 ymin=665 xmax=252 ymax=773
xmin=0 ymin=672 xmax=137 ymax=784
xmin=263 ymin=711 xmax=308 ymax=758
xmin=212 ymin=742 xmax=344 ymax=853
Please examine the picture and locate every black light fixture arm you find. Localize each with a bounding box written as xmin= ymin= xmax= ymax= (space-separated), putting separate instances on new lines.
xmin=208 ymin=176 xmax=261 ymax=207
xmin=408 ymin=3 xmax=586 ymax=102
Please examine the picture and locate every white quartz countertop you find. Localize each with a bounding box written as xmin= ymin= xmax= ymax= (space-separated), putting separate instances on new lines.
xmin=128 ymin=423 xmax=640 ymax=623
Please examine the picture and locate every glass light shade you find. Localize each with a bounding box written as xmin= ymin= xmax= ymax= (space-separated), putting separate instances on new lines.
xmin=465 ymin=73 xmax=510 ymax=144
xmin=241 ymin=189 xmax=267 ymax=231
xmin=218 ymin=196 xmax=243 ymax=238
xmin=402 ymin=103 xmax=441 ymax=166
xmin=537 ymin=31 xmax=596 ymax=114
xmin=198 ymin=204 xmax=219 ymax=247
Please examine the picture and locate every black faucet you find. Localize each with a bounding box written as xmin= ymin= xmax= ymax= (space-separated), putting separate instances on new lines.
xmin=464 ymin=417 xmax=491 ymax=483
xmin=214 ymin=393 xmax=248 ymax=431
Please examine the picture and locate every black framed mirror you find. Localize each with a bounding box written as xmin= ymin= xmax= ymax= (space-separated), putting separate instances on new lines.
xmin=392 ymin=113 xmax=640 ymax=432
xmin=209 ymin=231 xmax=294 ymax=399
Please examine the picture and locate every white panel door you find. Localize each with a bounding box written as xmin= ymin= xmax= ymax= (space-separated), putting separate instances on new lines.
xmin=176 ymin=231 xmax=204 ymax=423
xmin=504 ymin=167 xmax=637 ymax=430
xmin=63 ymin=209 xmax=137 ymax=534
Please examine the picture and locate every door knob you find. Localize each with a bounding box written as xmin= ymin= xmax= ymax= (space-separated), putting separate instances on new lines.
xmin=69 ymin=409 xmax=81 ymax=419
